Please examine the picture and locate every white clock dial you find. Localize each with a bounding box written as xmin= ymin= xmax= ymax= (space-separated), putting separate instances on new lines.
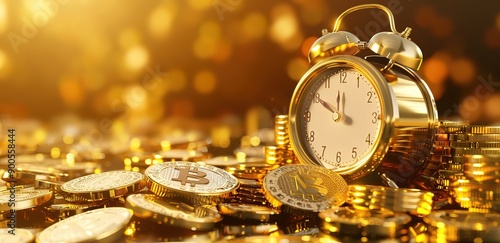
xmin=298 ymin=67 xmax=382 ymax=172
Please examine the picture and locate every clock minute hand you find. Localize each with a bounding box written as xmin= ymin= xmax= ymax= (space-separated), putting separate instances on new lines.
xmin=318 ymin=98 xmax=338 ymax=114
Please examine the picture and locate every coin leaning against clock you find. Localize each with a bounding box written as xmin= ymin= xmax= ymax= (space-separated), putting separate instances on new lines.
xmin=36 ymin=207 xmax=133 ymax=243
xmin=60 ymin=171 xmax=146 ymax=202
xmin=145 ymin=161 xmax=239 ymax=204
xmin=263 ymin=164 xmax=348 ymax=215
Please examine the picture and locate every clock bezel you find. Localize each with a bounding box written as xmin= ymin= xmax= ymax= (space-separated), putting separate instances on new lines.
xmin=289 ymin=55 xmax=398 ymax=181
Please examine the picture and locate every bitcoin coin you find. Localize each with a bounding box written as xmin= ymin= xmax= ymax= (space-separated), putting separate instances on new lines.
xmin=37 ymin=207 xmax=133 ymax=243
xmin=126 ymin=194 xmax=222 ymax=231
xmin=145 ymin=161 xmax=239 ymax=204
xmin=0 ymin=228 xmax=34 ymax=243
xmin=263 ymin=164 xmax=348 ymax=215
xmin=61 ymin=171 xmax=146 ymax=202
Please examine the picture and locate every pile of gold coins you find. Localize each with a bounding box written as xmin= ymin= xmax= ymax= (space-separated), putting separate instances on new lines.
xmin=264 ymin=115 xmax=299 ymax=166
xmin=425 ymin=121 xmax=500 ymax=213
xmin=1 ymin=118 xmax=500 ymax=242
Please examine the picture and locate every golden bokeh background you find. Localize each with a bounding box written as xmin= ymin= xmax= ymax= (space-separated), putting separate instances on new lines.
xmin=0 ymin=0 xmax=499 ymax=126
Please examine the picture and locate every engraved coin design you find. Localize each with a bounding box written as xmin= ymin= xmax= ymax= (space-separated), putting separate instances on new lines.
xmin=0 ymin=189 xmax=52 ymax=211
xmin=126 ymin=194 xmax=222 ymax=231
xmin=0 ymin=228 xmax=34 ymax=243
xmin=145 ymin=161 xmax=239 ymax=197
xmin=37 ymin=207 xmax=133 ymax=243
xmin=263 ymin=164 xmax=348 ymax=213
xmin=61 ymin=171 xmax=145 ymax=202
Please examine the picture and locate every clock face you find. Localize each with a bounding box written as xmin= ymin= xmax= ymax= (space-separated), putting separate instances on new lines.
xmin=296 ymin=66 xmax=382 ymax=173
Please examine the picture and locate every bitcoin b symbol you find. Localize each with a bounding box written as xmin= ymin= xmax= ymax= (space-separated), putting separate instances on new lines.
xmin=172 ymin=166 xmax=210 ymax=187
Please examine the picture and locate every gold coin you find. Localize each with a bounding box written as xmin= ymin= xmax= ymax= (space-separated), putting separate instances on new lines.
xmin=0 ymin=188 xmax=52 ymax=212
xmin=263 ymin=164 xmax=347 ymax=214
xmin=347 ymin=185 xmax=434 ymax=215
xmin=424 ymin=210 xmax=500 ymax=242
xmin=125 ymin=194 xmax=222 ymax=231
xmin=222 ymin=223 xmax=279 ymax=237
xmin=0 ymin=228 xmax=34 ymax=243
xmin=61 ymin=171 xmax=146 ymax=202
xmin=466 ymin=125 xmax=500 ymax=134
xmin=37 ymin=207 xmax=133 ymax=243
xmin=275 ymin=115 xmax=290 ymax=146
xmin=154 ymin=149 xmax=205 ymax=162
xmin=318 ymin=207 xmax=411 ymax=238
xmin=203 ymin=156 xmax=241 ymax=168
xmin=217 ymin=203 xmax=280 ymax=222
xmin=217 ymin=235 xmax=320 ymax=243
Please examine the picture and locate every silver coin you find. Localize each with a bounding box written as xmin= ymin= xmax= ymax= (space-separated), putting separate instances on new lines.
xmin=37 ymin=207 xmax=132 ymax=243
xmin=145 ymin=161 xmax=238 ymax=196
xmin=61 ymin=171 xmax=144 ymax=193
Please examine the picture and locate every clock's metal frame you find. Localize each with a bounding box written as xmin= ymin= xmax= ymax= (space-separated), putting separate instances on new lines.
xmin=289 ymin=55 xmax=437 ymax=182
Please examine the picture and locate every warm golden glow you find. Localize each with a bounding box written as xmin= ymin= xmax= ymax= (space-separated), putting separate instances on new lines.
xmin=287 ymin=57 xmax=309 ymax=81
xmin=187 ymin=0 xmax=212 ymax=10
xmin=269 ymin=4 xmax=303 ymax=51
xmin=450 ymin=58 xmax=476 ymax=86
xmin=0 ymin=1 xmax=6 ymax=33
xmin=148 ymin=4 xmax=177 ymax=38
xmin=125 ymin=46 xmax=149 ymax=71
xmin=242 ymin=12 xmax=267 ymax=41
xmin=166 ymin=69 xmax=187 ymax=92
xmin=193 ymin=70 xmax=217 ymax=94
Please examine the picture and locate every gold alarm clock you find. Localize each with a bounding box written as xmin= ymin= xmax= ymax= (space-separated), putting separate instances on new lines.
xmin=289 ymin=4 xmax=438 ymax=185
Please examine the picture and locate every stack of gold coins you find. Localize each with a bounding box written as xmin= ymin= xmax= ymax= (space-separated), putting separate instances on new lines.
xmin=264 ymin=115 xmax=299 ymax=166
xmin=224 ymin=159 xmax=278 ymax=208
xmin=454 ymin=154 xmax=500 ymax=213
xmin=347 ymin=185 xmax=434 ymax=216
xmin=428 ymin=121 xmax=469 ymax=194
xmin=424 ymin=210 xmax=500 ymax=242
xmin=227 ymin=178 xmax=271 ymax=207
